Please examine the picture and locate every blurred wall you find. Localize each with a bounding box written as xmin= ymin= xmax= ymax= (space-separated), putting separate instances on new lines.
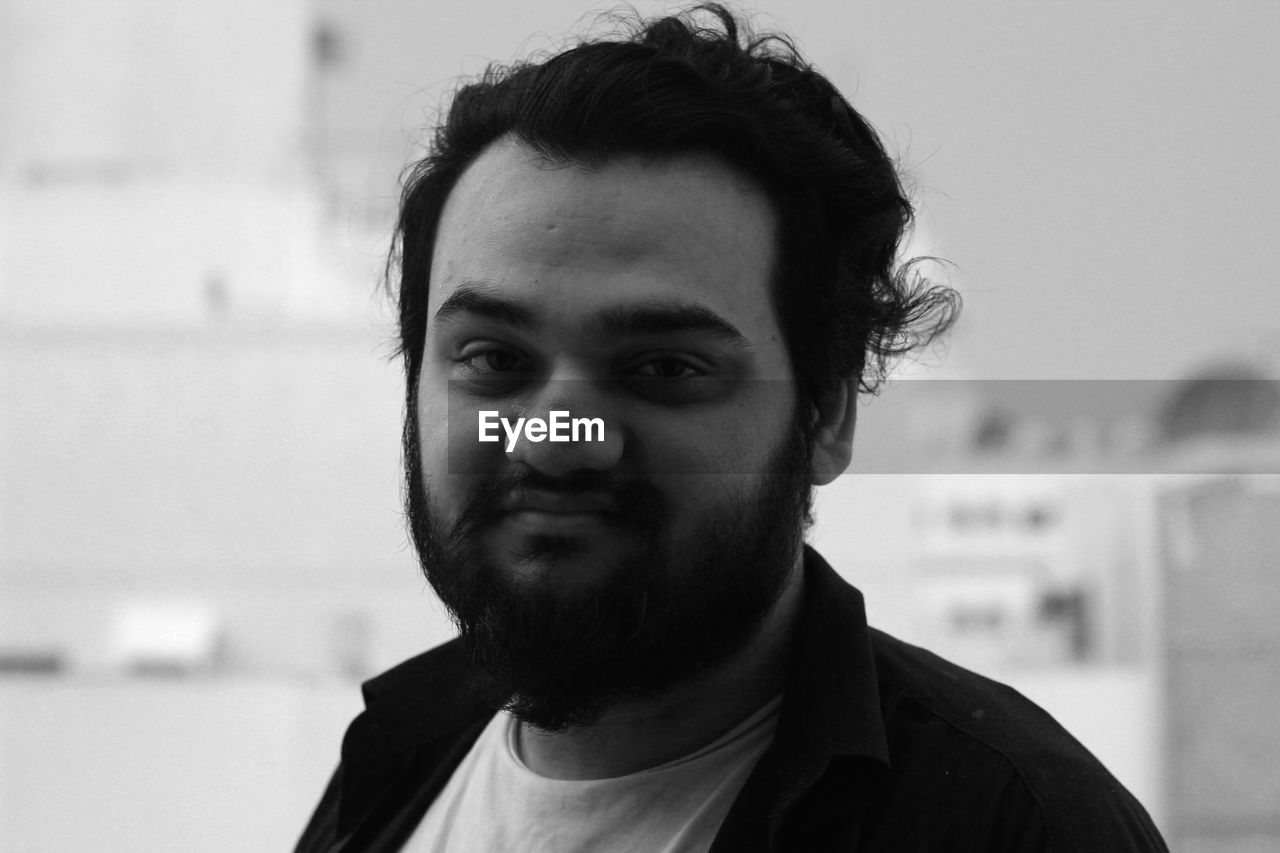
xmin=0 ymin=328 xmax=457 ymax=677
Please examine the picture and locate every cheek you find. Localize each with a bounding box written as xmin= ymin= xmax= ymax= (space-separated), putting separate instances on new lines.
xmin=417 ymin=375 xmax=494 ymax=478
xmin=416 ymin=380 xmax=509 ymax=522
xmin=414 ymin=384 xmax=449 ymax=470
xmin=642 ymin=391 xmax=794 ymax=477
xmin=647 ymin=475 xmax=764 ymax=550
xmin=412 ymin=408 xmax=470 ymax=524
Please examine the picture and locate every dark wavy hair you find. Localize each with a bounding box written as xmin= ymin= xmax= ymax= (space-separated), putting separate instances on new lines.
xmin=390 ymin=3 xmax=958 ymax=414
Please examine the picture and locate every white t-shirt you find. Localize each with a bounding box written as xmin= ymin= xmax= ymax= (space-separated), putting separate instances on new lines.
xmin=400 ymin=697 xmax=781 ymax=853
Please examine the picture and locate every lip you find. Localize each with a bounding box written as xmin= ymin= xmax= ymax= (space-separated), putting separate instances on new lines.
xmin=503 ymin=508 xmax=614 ymax=534
xmin=500 ymin=488 xmax=619 ymax=515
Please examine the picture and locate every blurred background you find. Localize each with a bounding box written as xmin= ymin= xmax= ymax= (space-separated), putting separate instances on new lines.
xmin=2 ymin=1 xmax=1278 ymax=850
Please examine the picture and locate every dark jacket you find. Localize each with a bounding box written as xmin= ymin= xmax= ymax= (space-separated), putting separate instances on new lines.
xmin=297 ymin=547 xmax=1169 ymax=851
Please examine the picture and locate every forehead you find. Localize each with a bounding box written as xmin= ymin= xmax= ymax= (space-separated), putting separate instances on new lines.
xmin=426 ymin=137 xmax=782 ymax=341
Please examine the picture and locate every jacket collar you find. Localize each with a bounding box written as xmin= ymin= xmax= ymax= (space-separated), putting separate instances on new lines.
xmin=760 ymin=546 xmax=890 ymax=843
xmin=336 ymin=545 xmax=889 ymax=837
xmin=778 ymin=545 xmax=890 ymax=767
xmin=337 ymin=637 xmax=490 ymax=834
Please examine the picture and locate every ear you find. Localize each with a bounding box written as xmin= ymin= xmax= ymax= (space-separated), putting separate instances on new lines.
xmin=809 ymin=379 xmax=857 ymax=486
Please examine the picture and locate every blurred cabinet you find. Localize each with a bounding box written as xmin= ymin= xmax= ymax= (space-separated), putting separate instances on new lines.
xmin=1162 ymin=479 xmax=1280 ymax=852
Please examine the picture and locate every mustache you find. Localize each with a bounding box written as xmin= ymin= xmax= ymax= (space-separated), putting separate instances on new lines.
xmin=448 ymin=468 xmax=668 ymax=542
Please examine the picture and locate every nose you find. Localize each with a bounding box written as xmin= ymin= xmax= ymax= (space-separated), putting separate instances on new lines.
xmin=506 ymin=379 xmax=624 ymax=477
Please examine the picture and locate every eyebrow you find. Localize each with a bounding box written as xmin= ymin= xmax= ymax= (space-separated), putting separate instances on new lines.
xmin=432 ymin=285 xmax=536 ymax=329
xmin=596 ymin=301 xmax=748 ymax=346
xmin=432 ymin=283 xmax=748 ymax=346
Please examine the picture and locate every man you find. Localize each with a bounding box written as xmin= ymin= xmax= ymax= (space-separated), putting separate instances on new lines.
xmin=299 ymin=6 xmax=1168 ymax=851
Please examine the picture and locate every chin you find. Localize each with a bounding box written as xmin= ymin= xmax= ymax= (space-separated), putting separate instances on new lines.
xmin=485 ymin=530 xmax=640 ymax=592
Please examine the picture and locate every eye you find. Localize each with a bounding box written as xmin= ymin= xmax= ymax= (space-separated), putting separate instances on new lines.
xmin=624 ymin=354 xmax=725 ymax=404
xmin=631 ymin=357 xmax=704 ymax=380
xmin=468 ymin=350 xmax=521 ymax=372
xmin=450 ymin=345 xmax=535 ymax=398
xmin=456 ymin=347 xmax=529 ymax=375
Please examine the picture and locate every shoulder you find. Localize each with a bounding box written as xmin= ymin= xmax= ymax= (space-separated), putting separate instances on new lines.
xmin=347 ymin=638 xmax=489 ymax=758
xmin=296 ymin=640 xmax=492 ymax=851
xmin=865 ymin=628 xmax=1168 ymax=851
xmin=361 ymin=638 xmax=468 ymax=704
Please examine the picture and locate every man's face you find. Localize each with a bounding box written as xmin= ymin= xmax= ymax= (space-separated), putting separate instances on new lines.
xmin=407 ymin=136 xmax=812 ymax=729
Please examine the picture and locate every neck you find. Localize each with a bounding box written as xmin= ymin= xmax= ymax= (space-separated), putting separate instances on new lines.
xmin=517 ymin=551 xmax=806 ymax=780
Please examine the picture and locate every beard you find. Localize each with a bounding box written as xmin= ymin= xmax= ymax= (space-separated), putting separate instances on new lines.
xmin=404 ymin=401 xmax=814 ymax=732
